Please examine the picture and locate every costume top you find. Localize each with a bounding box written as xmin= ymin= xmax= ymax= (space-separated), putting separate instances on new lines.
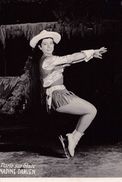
xmin=40 ymin=49 xmax=95 ymax=88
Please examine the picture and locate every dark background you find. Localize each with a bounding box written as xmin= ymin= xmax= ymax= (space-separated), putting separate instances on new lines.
xmin=0 ymin=0 xmax=122 ymax=146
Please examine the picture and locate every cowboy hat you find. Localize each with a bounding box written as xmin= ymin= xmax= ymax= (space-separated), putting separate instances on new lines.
xmin=30 ymin=30 xmax=61 ymax=48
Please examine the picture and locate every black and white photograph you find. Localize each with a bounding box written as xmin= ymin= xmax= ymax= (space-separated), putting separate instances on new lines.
xmin=0 ymin=0 xmax=122 ymax=180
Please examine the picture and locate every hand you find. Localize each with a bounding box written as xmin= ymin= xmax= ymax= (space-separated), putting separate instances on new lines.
xmin=94 ymin=47 xmax=107 ymax=59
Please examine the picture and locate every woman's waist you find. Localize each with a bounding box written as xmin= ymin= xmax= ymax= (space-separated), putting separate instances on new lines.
xmin=43 ymin=74 xmax=63 ymax=88
xmin=46 ymin=84 xmax=66 ymax=95
xmin=50 ymin=78 xmax=63 ymax=86
xmin=43 ymin=77 xmax=63 ymax=88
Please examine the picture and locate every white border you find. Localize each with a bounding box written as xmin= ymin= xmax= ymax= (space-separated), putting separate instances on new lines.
xmin=0 ymin=178 xmax=122 ymax=182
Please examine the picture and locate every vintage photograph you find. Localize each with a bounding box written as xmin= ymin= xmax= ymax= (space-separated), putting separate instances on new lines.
xmin=0 ymin=0 xmax=122 ymax=179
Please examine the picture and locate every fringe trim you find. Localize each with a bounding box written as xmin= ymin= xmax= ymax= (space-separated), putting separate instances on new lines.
xmin=51 ymin=89 xmax=77 ymax=110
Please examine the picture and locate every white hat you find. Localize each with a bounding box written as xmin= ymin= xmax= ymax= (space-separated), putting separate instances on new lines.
xmin=29 ymin=30 xmax=61 ymax=48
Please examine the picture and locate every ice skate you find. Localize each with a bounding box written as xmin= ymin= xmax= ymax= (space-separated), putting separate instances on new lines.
xmin=59 ymin=135 xmax=71 ymax=159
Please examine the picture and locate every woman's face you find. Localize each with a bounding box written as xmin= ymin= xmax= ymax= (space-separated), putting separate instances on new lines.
xmin=39 ymin=38 xmax=54 ymax=56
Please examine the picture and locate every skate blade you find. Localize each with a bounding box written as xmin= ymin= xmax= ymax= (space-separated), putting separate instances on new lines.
xmin=59 ymin=135 xmax=71 ymax=159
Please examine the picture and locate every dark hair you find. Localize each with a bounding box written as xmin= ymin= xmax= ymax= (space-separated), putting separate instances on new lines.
xmin=30 ymin=42 xmax=46 ymax=118
xmin=36 ymin=39 xmax=43 ymax=48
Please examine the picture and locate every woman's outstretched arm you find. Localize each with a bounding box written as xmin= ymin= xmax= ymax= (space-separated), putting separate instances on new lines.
xmin=42 ymin=47 xmax=107 ymax=70
xmin=72 ymin=47 xmax=107 ymax=64
xmin=56 ymin=47 xmax=107 ymax=65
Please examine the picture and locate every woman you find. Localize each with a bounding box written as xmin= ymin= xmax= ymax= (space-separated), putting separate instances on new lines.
xmin=29 ymin=30 xmax=107 ymax=158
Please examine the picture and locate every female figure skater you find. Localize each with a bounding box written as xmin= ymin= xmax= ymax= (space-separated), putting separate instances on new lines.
xmin=29 ymin=30 xmax=107 ymax=158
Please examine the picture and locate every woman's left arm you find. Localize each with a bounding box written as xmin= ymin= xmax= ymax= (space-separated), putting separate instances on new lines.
xmin=53 ymin=50 xmax=93 ymax=66
xmin=72 ymin=47 xmax=107 ymax=63
xmin=93 ymin=47 xmax=107 ymax=59
xmin=48 ymin=47 xmax=108 ymax=69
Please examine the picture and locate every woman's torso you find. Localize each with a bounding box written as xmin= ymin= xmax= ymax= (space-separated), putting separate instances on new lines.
xmin=39 ymin=55 xmax=64 ymax=88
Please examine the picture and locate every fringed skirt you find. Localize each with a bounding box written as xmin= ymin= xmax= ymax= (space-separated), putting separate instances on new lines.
xmin=51 ymin=89 xmax=78 ymax=110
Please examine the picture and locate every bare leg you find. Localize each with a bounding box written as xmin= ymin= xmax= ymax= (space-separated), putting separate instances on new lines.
xmin=56 ymin=97 xmax=97 ymax=157
xmin=56 ymin=97 xmax=97 ymax=134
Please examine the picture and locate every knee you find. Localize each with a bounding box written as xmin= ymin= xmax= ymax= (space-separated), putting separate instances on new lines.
xmin=85 ymin=103 xmax=97 ymax=119
xmin=90 ymin=105 xmax=97 ymax=118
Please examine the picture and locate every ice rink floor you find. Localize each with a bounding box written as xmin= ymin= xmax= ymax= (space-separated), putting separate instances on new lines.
xmin=0 ymin=141 xmax=122 ymax=177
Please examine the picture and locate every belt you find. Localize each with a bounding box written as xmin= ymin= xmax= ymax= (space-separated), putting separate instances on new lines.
xmin=46 ymin=85 xmax=65 ymax=110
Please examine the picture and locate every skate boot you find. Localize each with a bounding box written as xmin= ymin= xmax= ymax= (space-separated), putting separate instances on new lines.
xmin=66 ymin=130 xmax=84 ymax=157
